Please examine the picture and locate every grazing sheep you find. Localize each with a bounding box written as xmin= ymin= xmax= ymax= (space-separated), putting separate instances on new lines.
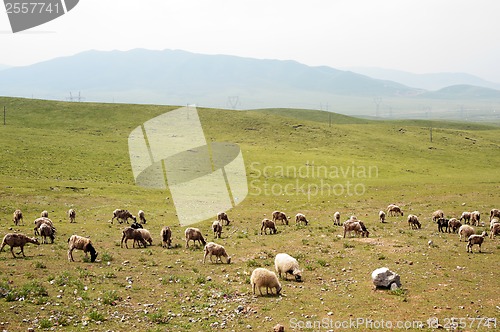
xmin=387 ymin=204 xmax=403 ymax=217
xmin=466 ymin=231 xmax=487 ymax=253
xmin=12 ymin=209 xmax=23 ymax=226
xmin=407 ymin=214 xmax=421 ymax=229
xmin=212 ymin=220 xmax=222 ymax=239
xmin=448 ymin=218 xmax=462 ymax=233
xmin=184 ymin=227 xmax=206 ymax=248
xmin=272 ymin=211 xmax=289 ymax=225
xmin=138 ymin=210 xmax=147 ymax=224
xmin=33 ymin=217 xmax=55 ymax=236
xmin=161 ymin=226 xmax=172 ymax=248
xmin=67 ymin=235 xmax=98 ymax=262
xmin=0 ymin=233 xmax=40 ymax=258
xmin=490 ymin=218 xmax=500 ymax=230
xmin=217 ymin=211 xmax=231 ymax=226
xmin=40 ymin=210 xmax=49 ymax=218
xmin=379 ymin=210 xmax=386 ymax=223
xmin=261 ymin=218 xmax=277 ymax=235
xmin=343 ymin=220 xmax=369 ymax=238
xmin=111 ymin=209 xmax=137 ymax=224
xmin=68 ymin=208 xmax=76 ymax=223
xmin=432 ymin=209 xmax=444 ymax=223
xmin=460 ymin=211 xmax=471 ymax=224
xmin=333 ymin=211 xmax=341 ymax=225
xmin=436 ymin=218 xmax=449 ymax=233
xmin=490 ymin=208 xmax=500 ymax=221
xmin=490 ymin=223 xmax=500 ymax=239
xmin=250 ymin=268 xmax=282 ymax=296
xmin=39 ymin=223 xmax=55 ymax=244
xmin=471 ymin=210 xmax=481 ymax=226
xmin=135 ymin=229 xmax=152 ymax=247
xmin=121 ymin=227 xmax=147 ymax=249
xmin=274 ymin=253 xmax=302 ymax=281
xmin=295 ymin=213 xmax=309 ymax=226
xmin=458 ymin=225 xmax=475 ymax=241
xmin=203 ymin=242 xmax=231 ymax=264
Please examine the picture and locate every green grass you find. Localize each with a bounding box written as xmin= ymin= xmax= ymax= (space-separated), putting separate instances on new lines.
xmin=0 ymin=97 xmax=499 ymax=331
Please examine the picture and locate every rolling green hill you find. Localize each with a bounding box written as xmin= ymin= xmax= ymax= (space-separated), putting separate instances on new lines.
xmin=0 ymin=97 xmax=499 ymax=331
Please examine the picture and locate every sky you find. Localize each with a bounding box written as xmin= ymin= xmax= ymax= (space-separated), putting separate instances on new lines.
xmin=1 ymin=0 xmax=500 ymax=82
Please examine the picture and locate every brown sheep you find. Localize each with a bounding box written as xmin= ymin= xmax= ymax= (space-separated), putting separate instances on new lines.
xmin=471 ymin=210 xmax=481 ymax=226
xmin=272 ymin=211 xmax=289 ymax=225
xmin=490 ymin=208 xmax=500 ymax=221
xmin=138 ymin=210 xmax=147 ymax=224
xmin=203 ymin=242 xmax=231 ymax=264
xmin=217 ymin=212 xmax=231 ymax=226
xmin=121 ymin=227 xmax=147 ymax=248
xmin=135 ymin=229 xmax=152 ymax=247
xmin=67 ymin=235 xmax=98 ymax=262
xmin=261 ymin=218 xmax=277 ymax=235
xmin=0 ymin=233 xmax=40 ymax=258
xmin=333 ymin=211 xmax=341 ymax=225
xmin=39 ymin=223 xmax=55 ymax=244
xmin=448 ymin=218 xmax=462 ymax=233
xmin=490 ymin=223 xmax=500 ymax=239
xmin=111 ymin=209 xmax=137 ymax=224
xmin=466 ymin=231 xmax=487 ymax=253
xmin=431 ymin=210 xmax=444 ymax=222
xmin=184 ymin=227 xmax=206 ymax=248
xmin=12 ymin=209 xmax=23 ymax=226
xmin=212 ymin=220 xmax=222 ymax=239
xmin=40 ymin=210 xmax=49 ymax=218
xmin=161 ymin=226 xmax=172 ymax=248
xmin=387 ymin=204 xmax=403 ymax=217
xmin=33 ymin=217 xmax=55 ymax=236
xmin=68 ymin=208 xmax=76 ymax=223
xmin=408 ymin=214 xmax=421 ymax=229
xmin=295 ymin=213 xmax=309 ymax=226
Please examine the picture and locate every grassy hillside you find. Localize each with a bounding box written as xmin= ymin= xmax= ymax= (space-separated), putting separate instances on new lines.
xmin=0 ymin=97 xmax=499 ymax=331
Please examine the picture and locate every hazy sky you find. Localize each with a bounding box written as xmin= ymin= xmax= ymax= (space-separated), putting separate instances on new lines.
xmin=1 ymin=0 xmax=500 ymax=82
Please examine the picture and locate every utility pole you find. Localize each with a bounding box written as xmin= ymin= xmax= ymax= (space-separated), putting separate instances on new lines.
xmin=430 ymin=127 xmax=433 ymax=143
xmin=3 ymin=106 xmax=5 ymax=125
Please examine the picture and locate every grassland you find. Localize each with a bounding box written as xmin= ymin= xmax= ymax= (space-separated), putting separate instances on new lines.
xmin=0 ymin=97 xmax=499 ymax=331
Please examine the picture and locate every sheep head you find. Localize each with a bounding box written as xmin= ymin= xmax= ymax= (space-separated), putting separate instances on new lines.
xmin=293 ymin=270 xmax=302 ymax=282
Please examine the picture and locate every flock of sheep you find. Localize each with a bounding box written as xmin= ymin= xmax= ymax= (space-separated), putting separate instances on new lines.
xmin=1 ymin=204 xmax=499 ymax=297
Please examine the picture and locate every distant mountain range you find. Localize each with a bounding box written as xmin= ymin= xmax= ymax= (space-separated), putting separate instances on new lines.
xmin=0 ymin=49 xmax=499 ymax=119
xmin=347 ymin=66 xmax=500 ymax=91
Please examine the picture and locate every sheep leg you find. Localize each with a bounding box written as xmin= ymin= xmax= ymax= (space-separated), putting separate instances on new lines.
xmin=19 ymin=245 xmax=26 ymax=257
xmin=68 ymin=248 xmax=74 ymax=262
xmin=10 ymin=246 xmax=17 ymax=258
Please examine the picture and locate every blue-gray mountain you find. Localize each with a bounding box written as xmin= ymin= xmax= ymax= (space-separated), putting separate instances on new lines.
xmin=1 ymin=49 xmax=499 ymax=120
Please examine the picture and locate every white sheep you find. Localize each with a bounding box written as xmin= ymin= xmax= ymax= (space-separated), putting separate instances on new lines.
xmin=333 ymin=211 xmax=341 ymax=225
xmin=379 ymin=210 xmax=386 ymax=223
xmin=250 ymin=268 xmax=282 ymax=296
xmin=184 ymin=227 xmax=206 ymax=248
xmin=33 ymin=217 xmax=55 ymax=236
xmin=40 ymin=210 xmax=49 ymax=218
xmin=39 ymin=223 xmax=55 ymax=244
xmin=387 ymin=204 xmax=403 ymax=217
xmin=466 ymin=231 xmax=487 ymax=253
xmin=138 ymin=210 xmax=147 ymax=224
xmin=121 ymin=227 xmax=147 ymax=248
xmin=431 ymin=209 xmax=444 ymax=222
xmin=203 ymin=242 xmax=231 ymax=264
xmin=274 ymin=253 xmax=302 ymax=281
xmin=295 ymin=213 xmax=309 ymax=226
xmin=471 ymin=210 xmax=481 ymax=226
xmin=458 ymin=225 xmax=475 ymax=241
xmin=407 ymin=214 xmax=421 ymax=229
xmin=489 ymin=218 xmax=499 ymax=230
xmin=67 ymin=235 xmax=98 ymax=262
xmin=272 ymin=211 xmax=289 ymax=225
xmin=68 ymin=208 xmax=76 ymax=223
xmin=261 ymin=218 xmax=277 ymax=235
xmin=460 ymin=211 xmax=471 ymax=224
xmin=0 ymin=233 xmax=40 ymax=258
xmin=12 ymin=209 xmax=23 ymax=226
xmin=212 ymin=220 xmax=222 ymax=238
xmin=217 ymin=211 xmax=231 ymax=226
xmin=135 ymin=228 xmax=152 ymax=246
xmin=161 ymin=226 xmax=172 ymax=248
